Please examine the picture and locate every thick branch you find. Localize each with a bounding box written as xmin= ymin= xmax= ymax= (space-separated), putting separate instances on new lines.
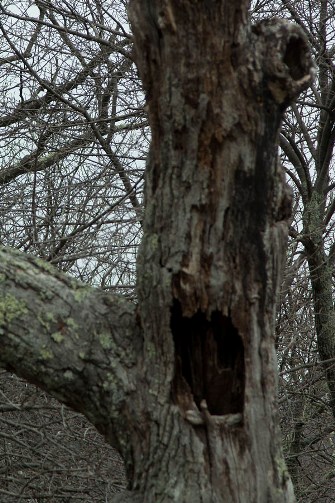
xmin=0 ymin=247 xmax=142 ymax=450
xmin=0 ymin=134 xmax=92 ymax=185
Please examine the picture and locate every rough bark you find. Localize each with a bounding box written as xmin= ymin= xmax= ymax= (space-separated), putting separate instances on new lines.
xmin=0 ymin=247 xmax=143 ymax=462
xmin=127 ymin=2 xmax=313 ymax=501
xmin=0 ymin=2 xmax=315 ymax=502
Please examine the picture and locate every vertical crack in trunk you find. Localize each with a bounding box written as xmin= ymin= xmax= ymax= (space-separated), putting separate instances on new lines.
xmin=171 ymin=300 xmax=245 ymax=416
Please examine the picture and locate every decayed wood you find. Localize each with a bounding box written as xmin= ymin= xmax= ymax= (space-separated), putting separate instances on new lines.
xmin=126 ymin=2 xmax=314 ymax=501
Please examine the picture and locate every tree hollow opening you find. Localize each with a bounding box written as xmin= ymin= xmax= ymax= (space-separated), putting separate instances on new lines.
xmin=283 ymin=37 xmax=307 ymax=80
xmin=171 ymin=300 xmax=245 ymax=416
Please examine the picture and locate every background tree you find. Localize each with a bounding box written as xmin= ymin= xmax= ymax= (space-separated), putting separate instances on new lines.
xmin=0 ymin=0 xmax=145 ymax=289
xmin=0 ymin=371 xmax=126 ymax=501
xmin=250 ymin=1 xmax=335 ymax=500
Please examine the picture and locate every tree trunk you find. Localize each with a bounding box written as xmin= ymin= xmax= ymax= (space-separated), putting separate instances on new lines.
xmin=0 ymin=2 xmax=315 ymax=502
xmin=303 ymin=200 xmax=335 ymax=419
xmin=126 ymin=2 xmax=313 ymax=501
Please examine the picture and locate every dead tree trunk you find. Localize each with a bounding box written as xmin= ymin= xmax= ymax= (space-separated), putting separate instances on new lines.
xmin=0 ymin=2 xmax=314 ymax=502
xmin=125 ymin=2 xmax=314 ymax=501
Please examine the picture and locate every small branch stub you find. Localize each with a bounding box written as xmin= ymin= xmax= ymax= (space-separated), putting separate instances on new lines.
xmin=186 ymin=400 xmax=243 ymax=427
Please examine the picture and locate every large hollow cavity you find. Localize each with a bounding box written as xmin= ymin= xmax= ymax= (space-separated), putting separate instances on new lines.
xmin=171 ymin=300 xmax=245 ymax=416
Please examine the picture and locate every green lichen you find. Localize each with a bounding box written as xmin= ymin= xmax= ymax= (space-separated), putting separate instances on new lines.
xmin=0 ymin=273 xmax=6 ymax=283
xmin=79 ymin=351 xmax=86 ymax=359
xmin=51 ymin=332 xmax=64 ymax=343
xmin=148 ymin=233 xmax=159 ymax=249
xmin=146 ymin=340 xmax=156 ymax=359
xmin=38 ymin=311 xmax=56 ymax=331
xmin=40 ymin=347 xmax=53 ymax=360
xmin=33 ymin=257 xmax=57 ymax=274
xmin=0 ymin=294 xmax=28 ymax=324
xmin=64 ymin=370 xmax=74 ymax=380
xmin=275 ymin=454 xmax=291 ymax=483
xmin=39 ymin=314 xmax=80 ymax=342
xmin=61 ymin=317 xmax=80 ymax=340
xmin=102 ymin=372 xmax=116 ymax=390
xmin=38 ymin=289 xmax=54 ymax=302
xmin=99 ymin=332 xmax=113 ymax=350
xmin=73 ymin=286 xmax=91 ymax=302
xmin=66 ymin=317 xmax=79 ymax=331
xmin=45 ymin=311 xmax=56 ymax=323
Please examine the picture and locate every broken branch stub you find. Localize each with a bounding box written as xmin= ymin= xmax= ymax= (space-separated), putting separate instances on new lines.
xmin=253 ymin=18 xmax=316 ymax=108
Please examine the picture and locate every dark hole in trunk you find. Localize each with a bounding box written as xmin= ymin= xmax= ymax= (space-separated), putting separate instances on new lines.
xmin=171 ymin=300 xmax=245 ymax=416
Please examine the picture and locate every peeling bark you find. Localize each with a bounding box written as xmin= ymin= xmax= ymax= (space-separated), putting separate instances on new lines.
xmin=0 ymin=2 xmax=315 ymax=502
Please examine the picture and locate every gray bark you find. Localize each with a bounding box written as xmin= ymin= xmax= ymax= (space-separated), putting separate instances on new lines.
xmin=0 ymin=247 xmax=142 ymax=462
xmin=0 ymin=2 xmax=315 ymax=502
xmin=126 ymin=2 xmax=313 ymax=500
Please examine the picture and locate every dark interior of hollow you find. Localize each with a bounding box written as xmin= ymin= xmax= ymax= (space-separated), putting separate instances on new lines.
xmin=283 ymin=37 xmax=306 ymax=80
xmin=171 ymin=300 xmax=245 ymax=416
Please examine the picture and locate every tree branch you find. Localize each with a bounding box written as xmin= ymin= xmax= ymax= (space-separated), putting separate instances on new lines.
xmin=0 ymin=246 xmax=142 ymax=449
xmin=280 ymin=133 xmax=311 ymax=201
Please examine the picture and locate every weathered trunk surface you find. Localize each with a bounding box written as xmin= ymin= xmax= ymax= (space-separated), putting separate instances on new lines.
xmin=126 ymin=1 xmax=314 ymax=501
xmin=0 ymin=2 xmax=315 ymax=502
